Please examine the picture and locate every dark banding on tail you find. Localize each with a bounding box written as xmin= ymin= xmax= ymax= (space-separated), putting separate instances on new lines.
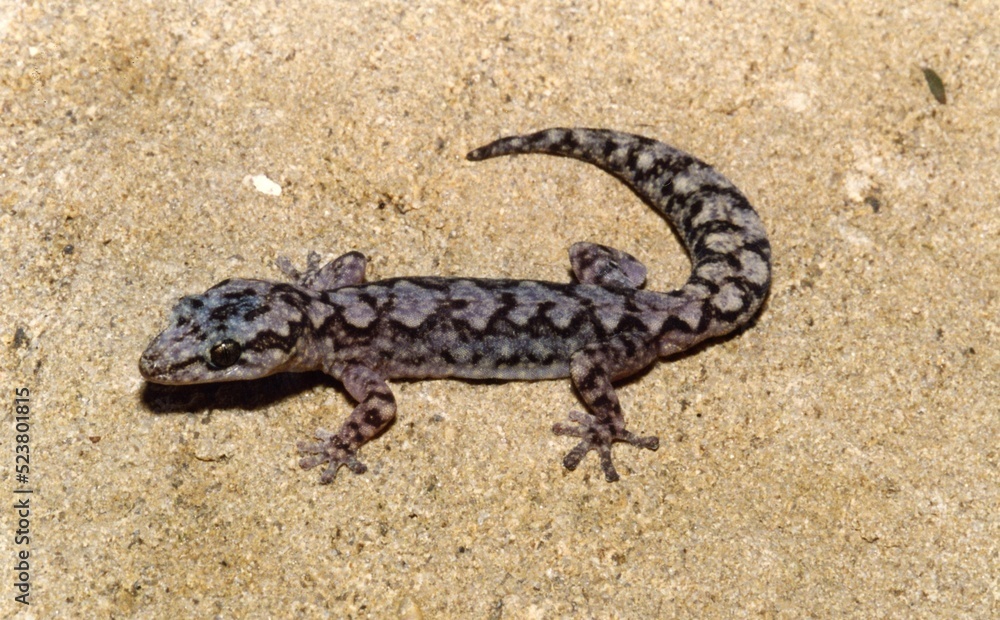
xmin=467 ymin=128 xmax=771 ymax=339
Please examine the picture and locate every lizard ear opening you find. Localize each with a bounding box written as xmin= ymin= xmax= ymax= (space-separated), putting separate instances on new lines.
xmin=208 ymin=339 xmax=242 ymax=369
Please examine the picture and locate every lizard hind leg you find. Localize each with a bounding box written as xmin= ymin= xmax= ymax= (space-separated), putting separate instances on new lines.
xmin=553 ymin=340 xmax=660 ymax=482
xmin=569 ymin=242 xmax=647 ymax=289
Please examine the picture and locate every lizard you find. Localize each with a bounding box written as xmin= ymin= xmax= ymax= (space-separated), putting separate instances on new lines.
xmin=139 ymin=128 xmax=771 ymax=483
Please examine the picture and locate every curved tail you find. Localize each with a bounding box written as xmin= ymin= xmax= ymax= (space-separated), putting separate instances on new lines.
xmin=467 ymin=128 xmax=771 ymax=339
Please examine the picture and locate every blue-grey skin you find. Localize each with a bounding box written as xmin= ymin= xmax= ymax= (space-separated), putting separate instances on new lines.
xmin=139 ymin=128 xmax=771 ymax=483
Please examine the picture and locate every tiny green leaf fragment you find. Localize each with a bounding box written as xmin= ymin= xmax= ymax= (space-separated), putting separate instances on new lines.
xmin=922 ymin=67 xmax=946 ymax=104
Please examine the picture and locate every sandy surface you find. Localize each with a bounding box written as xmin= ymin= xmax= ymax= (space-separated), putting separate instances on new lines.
xmin=2 ymin=1 xmax=997 ymax=617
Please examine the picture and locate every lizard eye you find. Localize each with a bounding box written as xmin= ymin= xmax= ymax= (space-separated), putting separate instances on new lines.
xmin=208 ymin=339 xmax=242 ymax=369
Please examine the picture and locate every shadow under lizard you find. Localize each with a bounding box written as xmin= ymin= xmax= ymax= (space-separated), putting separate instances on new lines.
xmin=139 ymin=128 xmax=772 ymax=483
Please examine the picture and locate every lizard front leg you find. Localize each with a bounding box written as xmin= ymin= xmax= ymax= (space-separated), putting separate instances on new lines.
xmin=298 ymin=362 xmax=396 ymax=483
xmin=553 ymin=335 xmax=660 ymax=482
xmin=276 ymin=250 xmax=367 ymax=291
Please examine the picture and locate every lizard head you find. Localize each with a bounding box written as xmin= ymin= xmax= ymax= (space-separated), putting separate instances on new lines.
xmin=139 ymin=278 xmax=317 ymax=385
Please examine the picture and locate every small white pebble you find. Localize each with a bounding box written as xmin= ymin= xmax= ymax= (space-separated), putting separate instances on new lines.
xmin=251 ymin=174 xmax=282 ymax=196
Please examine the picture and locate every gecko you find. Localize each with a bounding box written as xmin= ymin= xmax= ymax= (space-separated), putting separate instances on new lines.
xmin=139 ymin=128 xmax=771 ymax=483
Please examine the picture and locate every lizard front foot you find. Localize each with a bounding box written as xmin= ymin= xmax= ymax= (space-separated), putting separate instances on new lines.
xmin=552 ymin=411 xmax=659 ymax=482
xmin=298 ymin=428 xmax=368 ymax=484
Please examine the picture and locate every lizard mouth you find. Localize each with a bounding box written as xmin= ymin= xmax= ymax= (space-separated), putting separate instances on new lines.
xmin=138 ymin=341 xmax=204 ymax=385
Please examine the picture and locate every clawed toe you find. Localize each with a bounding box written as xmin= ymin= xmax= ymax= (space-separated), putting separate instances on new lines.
xmin=297 ymin=429 xmax=367 ymax=483
xmin=552 ymin=411 xmax=659 ymax=482
xmin=561 ymin=438 xmax=620 ymax=481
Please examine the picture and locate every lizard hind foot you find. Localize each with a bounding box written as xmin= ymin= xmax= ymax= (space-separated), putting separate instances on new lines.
xmin=552 ymin=411 xmax=660 ymax=482
xmin=297 ymin=428 xmax=368 ymax=484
